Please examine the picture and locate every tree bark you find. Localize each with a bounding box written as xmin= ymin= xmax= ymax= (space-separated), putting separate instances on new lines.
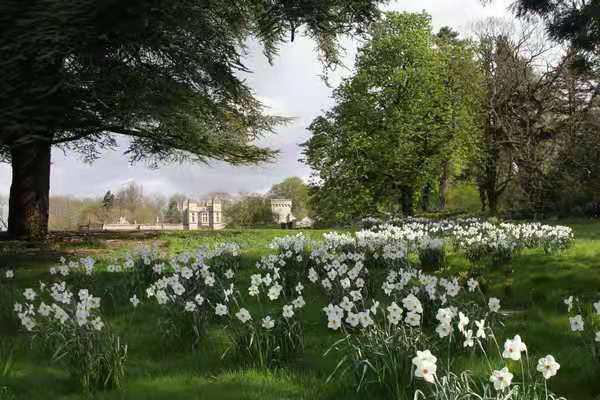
xmin=438 ymin=160 xmax=449 ymax=210
xmin=8 ymin=138 xmax=52 ymax=240
xmin=487 ymin=189 xmax=498 ymax=215
xmin=400 ymin=186 xmax=414 ymax=217
xmin=420 ymin=183 xmax=431 ymax=212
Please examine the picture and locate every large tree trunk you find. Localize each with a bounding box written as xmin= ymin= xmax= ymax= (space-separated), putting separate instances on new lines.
xmin=438 ymin=160 xmax=449 ymax=210
xmin=8 ymin=139 xmax=52 ymax=240
xmin=420 ymin=183 xmax=431 ymax=212
xmin=477 ymin=183 xmax=487 ymax=212
xmin=487 ymin=189 xmax=498 ymax=216
xmin=400 ymin=186 xmax=414 ymax=217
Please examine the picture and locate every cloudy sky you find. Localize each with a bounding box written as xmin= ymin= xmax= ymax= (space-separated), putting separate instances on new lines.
xmin=0 ymin=0 xmax=513 ymax=199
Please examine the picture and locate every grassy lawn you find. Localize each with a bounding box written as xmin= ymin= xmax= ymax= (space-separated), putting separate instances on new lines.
xmin=0 ymin=223 xmax=599 ymax=400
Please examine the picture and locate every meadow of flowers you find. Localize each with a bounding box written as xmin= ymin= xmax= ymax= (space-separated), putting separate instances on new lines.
xmin=2 ymin=218 xmax=598 ymax=399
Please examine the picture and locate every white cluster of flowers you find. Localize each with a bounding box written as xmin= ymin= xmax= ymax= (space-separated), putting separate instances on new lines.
xmin=16 ymin=281 xmax=105 ymax=332
xmin=413 ymin=335 xmax=561 ymax=391
xmin=384 ymin=267 xmax=464 ymax=304
xmin=353 ymin=218 xmax=573 ymax=263
xmin=49 ymin=256 xmax=96 ymax=276
xmin=146 ymin=258 xmax=235 ymax=314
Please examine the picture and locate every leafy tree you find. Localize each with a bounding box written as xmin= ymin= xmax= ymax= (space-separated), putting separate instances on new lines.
xmin=268 ymin=177 xmax=310 ymax=219
xmin=432 ymin=27 xmax=484 ymax=210
xmin=224 ymin=195 xmax=274 ymax=227
xmin=0 ymin=0 xmax=384 ymax=240
xmin=303 ymin=12 xmax=481 ymax=221
xmin=163 ymin=199 xmax=182 ymax=224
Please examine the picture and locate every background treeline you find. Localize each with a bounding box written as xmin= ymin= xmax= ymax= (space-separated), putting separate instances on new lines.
xmin=220 ymin=177 xmax=311 ymax=228
xmin=302 ymin=13 xmax=600 ymax=224
xmin=48 ymin=182 xmax=189 ymax=230
xmin=4 ymin=177 xmax=312 ymax=231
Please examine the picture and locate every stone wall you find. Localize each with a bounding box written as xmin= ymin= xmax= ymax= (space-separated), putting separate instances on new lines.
xmin=82 ymin=223 xmax=185 ymax=232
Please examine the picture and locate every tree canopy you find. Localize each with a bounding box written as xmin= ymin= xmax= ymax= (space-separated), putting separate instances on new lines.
xmin=302 ymin=12 xmax=482 ymax=222
xmin=0 ymin=0 xmax=385 ymax=239
xmin=268 ymin=177 xmax=310 ymax=219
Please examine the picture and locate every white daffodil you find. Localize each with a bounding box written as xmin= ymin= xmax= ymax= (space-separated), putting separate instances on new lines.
xmin=475 ymin=319 xmax=486 ymax=339
xmin=23 ymin=288 xmax=37 ymax=301
xmin=262 ymin=315 xmax=274 ymax=329
xmin=184 ymin=301 xmax=197 ymax=312
xmin=467 ymin=278 xmax=478 ymax=292
xmin=130 ymin=294 xmax=140 ymax=308
xmin=412 ymin=350 xmax=437 ymax=383
xmin=490 ymin=367 xmax=513 ymax=391
xmin=235 ymin=308 xmax=252 ymax=323
xmin=267 ymin=284 xmax=282 ymax=301
xmin=458 ymin=312 xmax=469 ymax=333
xmin=370 ymin=300 xmax=380 ymax=315
xmin=502 ymin=335 xmax=527 ymax=361
xmin=402 ymin=294 xmax=423 ymax=314
xmin=91 ymin=316 xmax=104 ymax=331
xmin=5 ymin=270 xmax=14 ymax=279
xmin=564 ymin=296 xmax=574 ymax=312
xmin=387 ymin=302 xmax=403 ymax=325
xmin=292 ymin=296 xmax=306 ymax=309
xmin=593 ymin=301 xmax=600 ymax=315
xmin=345 ymin=312 xmax=360 ymax=327
xmin=414 ymin=360 xmax=437 ymax=384
xmin=569 ymin=315 xmax=584 ymax=332
xmin=436 ymin=323 xmax=452 ymax=338
xmin=436 ymin=307 xmax=453 ymax=325
xmin=248 ymin=285 xmax=259 ymax=297
xmin=404 ymin=311 xmax=421 ymax=327
xmin=463 ymin=329 xmax=474 ymax=347
xmin=282 ymin=304 xmax=294 ymax=319
xmin=327 ymin=317 xmax=342 ymax=330
xmin=215 ymin=303 xmax=228 ymax=316
xmin=536 ymin=355 xmax=560 ymax=380
xmin=488 ymin=297 xmax=501 ymax=313
xmin=340 ymin=296 xmax=354 ymax=312
xmin=412 ymin=349 xmax=437 ymax=366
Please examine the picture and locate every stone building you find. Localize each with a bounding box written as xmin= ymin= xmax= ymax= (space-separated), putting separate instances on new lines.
xmin=183 ymin=198 xmax=224 ymax=230
xmin=271 ymin=199 xmax=295 ymax=225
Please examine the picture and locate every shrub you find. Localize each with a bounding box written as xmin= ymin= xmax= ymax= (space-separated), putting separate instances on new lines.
xmin=418 ymin=238 xmax=447 ymax=272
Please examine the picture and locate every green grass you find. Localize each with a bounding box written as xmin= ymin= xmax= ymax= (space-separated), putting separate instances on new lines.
xmin=0 ymin=224 xmax=599 ymax=399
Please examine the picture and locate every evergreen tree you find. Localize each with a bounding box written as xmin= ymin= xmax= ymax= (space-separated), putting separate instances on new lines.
xmin=102 ymin=191 xmax=115 ymax=210
xmin=164 ymin=199 xmax=182 ymax=224
xmin=0 ymin=0 xmax=384 ymax=240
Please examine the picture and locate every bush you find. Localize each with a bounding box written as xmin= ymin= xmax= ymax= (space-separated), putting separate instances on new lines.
xmin=418 ymin=239 xmax=447 ymax=272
